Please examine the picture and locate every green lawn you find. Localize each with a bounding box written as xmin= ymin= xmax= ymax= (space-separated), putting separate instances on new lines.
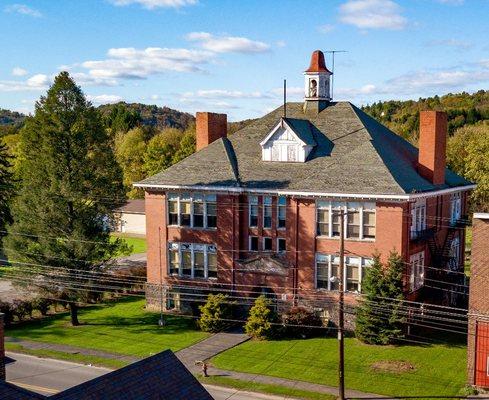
xmin=6 ymin=297 xmax=208 ymax=357
xmin=212 ymin=336 xmax=467 ymax=397
xmin=111 ymin=234 xmax=147 ymax=255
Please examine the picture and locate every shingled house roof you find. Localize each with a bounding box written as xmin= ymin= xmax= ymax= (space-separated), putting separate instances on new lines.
xmin=137 ymin=102 xmax=471 ymax=197
xmin=0 ymin=381 xmax=46 ymax=400
xmin=51 ymin=350 xmax=212 ymax=400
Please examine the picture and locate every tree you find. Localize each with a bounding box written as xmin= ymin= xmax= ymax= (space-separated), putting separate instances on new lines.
xmin=355 ymin=251 xmax=405 ymax=345
xmin=114 ymin=127 xmax=147 ymax=198
xmin=198 ymin=293 xmax=232 ymax=332
xmin=172 ymin=125 xmax=195 ymax=164
xmin=144 ymin=128 xmax=183 ymax=176
xmin=103 ymin=103 xmax=141 ymax=134
xmin=0 ymin=139 xmax=14 ymax=245
xmin=245 ymin=295 xmax=278 ymax=340
xmin=447 ymin=122 xmax=489 ymax=212
xmin=5 ymin=72 xmax=126 ymax=326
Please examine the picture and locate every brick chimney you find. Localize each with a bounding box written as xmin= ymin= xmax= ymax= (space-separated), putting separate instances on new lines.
xmin=0 ymin=313 xmax=4 ymax=381
xmin=418 ymin=110 xmax=447 ymax=185
xmin=196 ymin=112 xmax=227 ymax=151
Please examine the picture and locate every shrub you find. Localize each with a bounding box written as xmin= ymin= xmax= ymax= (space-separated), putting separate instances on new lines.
xmin=11 ymin=299 xmax=33 ymax=321
xmin=245 ymin=296 xmax=278 ymax=340
xmin=198 ymin=294 xmax=233 ymax=333
xmin=282 ymin=307 xmax=323 ymax=338
xmin=0 ymin=301 xmax=14 ymax=326
xmin=32 ymin=297 xmax=52 ymax=316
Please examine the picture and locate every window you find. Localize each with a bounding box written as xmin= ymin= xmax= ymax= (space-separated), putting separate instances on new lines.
xmin=278 ymin=238 xmax=286 ymax=254
xmin=166 ymin=192 xmax=217 ymax=229
xmin=168 ymin=194 xmax=179 ymax=226
xmin=450 ymin=192 xmax=462 ymax=224
xmin=316 ymin=201 xmax=376 ymax=240
xmin=315 ymin=254 xmax=372 ymax=292
xmin=169 ymin=243 xmax=179 ymax=275
xmin=263 ymin=237 xmax=273 ymax=251
xmin=410 ymin=251 xmax=425 ymax=291
xmin=410 ymin=198 xmax=426 ymax=239
xmin=449 ymin=237 xmax=460 ymax=271
xmin=194 ymin=245 xmax=205 ymax=278
xmin=167 ymin=243 xmax=217 ymax=279
xmin=206 ymin=194 xmax=217 ymax=228
xmin=263 ymin=196 xmax=272 ymax=228
xmin=249 ymin=196 xmax=258 ymax=227
xmin=277 ymin=196 xmax=286 ymax=229
xmin=249 ymin=236 xmax=259 ymax=251
xmin=193 ymin=195 xmax=204 ymax=228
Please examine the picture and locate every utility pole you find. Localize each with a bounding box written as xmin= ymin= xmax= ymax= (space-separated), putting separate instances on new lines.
xmin=338 ymin=210 xmax=346 ymax=400
xmin=325 ymin=50 xmax=347 ymax=101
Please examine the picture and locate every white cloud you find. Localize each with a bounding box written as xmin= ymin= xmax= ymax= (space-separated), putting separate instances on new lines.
xmin=0 ymin=74 xmax=51 ymax=92
xmin=276 ymin=40 xmax=286 ymax=48
xmin=12 ymin=67 xmax=28 ymax=77
xmin=186 ymin=32 xmax=270 ymax=53
xmin=4 ymin=4 xmax=42 ymax=17
xmin=80 ymin=47 xmax=213 ymax=81
xmin=107 ymin=0 xmax=197 ymax=9
xmin=318 ymin=24 xmax=335 ymax=34
xmin=338 ymin=0 xmax=407 ymax=30
xmin=426 ymin=38 xmax=472 ymax=49
xmin=87 ymin=94 xmax=123 ymax=104
xmin=181 ymin=89 xmax=272 ymax=100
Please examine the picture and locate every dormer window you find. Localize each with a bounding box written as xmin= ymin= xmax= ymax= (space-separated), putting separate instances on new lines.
xmin=260 ymin=118 xmax=316 ymax=163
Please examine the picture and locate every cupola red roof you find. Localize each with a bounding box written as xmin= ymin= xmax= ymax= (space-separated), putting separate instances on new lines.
xmin=305 ymin=50 xmax=332 ymax=73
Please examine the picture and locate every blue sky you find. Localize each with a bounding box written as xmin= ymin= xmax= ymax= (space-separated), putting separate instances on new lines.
xmin=1 ymin=0 xmax=488 ymax=121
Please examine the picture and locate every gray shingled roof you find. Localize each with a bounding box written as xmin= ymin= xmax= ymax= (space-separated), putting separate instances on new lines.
xmin=137 ymin=102 xmax=471 ymax=196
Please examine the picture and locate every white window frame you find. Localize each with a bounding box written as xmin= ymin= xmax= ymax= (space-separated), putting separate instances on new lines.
xmin=316 ymin=201 xmax=376 ymax=241
xmin=409 ymin=251 xmax=425 ymax=291
xmin=167 ymin=242 xmax=217 ymax=280
xmin=449 ymin=236 xmax=461 ymax=270
xmin=166 ymin=192 xmax=217 ymax=229
xmin=277 ymin=196 xmax=286 ymax=229
xmin=249 ymin=236 xmax=259 ymax=252
xmin=315 ymin=253 xmax=372 ymax=293
xmin=410 ymin=198 xmax=427 ymax=239
xmin=263 ymin=196 xmax=272 ymax=229
xmin=450 ymin=192 xmax=462 ymax=224
xmin=249 ymin=196 xmax=259 ymax=228
xmin=263 ymin=237 xmax=273 ymax=252
xmin=277 ymin=238 xmax=286 ymax=254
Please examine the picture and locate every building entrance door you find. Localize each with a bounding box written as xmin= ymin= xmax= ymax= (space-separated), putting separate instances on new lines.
xmin=475 ymin=321 xmax=489 ymax=387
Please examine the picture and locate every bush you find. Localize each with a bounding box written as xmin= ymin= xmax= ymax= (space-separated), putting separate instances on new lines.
xmin=0 ymin=301 xmax=14 ymax=326
xmin=245 ymin=296 xmax=278 ymax=340
xmin=11 ymin=299 xmax=33 ymax=321
xmin=198 ymin=294 xmax=233 ymax=333
xmin=32 ymin=298 xmax=52 ymax=316
xmin=282 ymin=307 xmax=323 ymax=338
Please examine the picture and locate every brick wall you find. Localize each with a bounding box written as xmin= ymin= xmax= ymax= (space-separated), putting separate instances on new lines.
xmin=468 ymin=215 xmax=489 ymax=386
xmin=196 ymin=112 xmax=227 ymax=152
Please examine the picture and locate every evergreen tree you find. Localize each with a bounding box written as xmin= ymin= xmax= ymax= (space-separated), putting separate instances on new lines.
xmin=0 ymin=140 xmax=14 ymax=244
xmin=355 ymin=251 xmax=405 ymax=345
xmin=245 ymin=295 xmax=278 ymax=340
xmin=5 ymin=72 xmax=126 ymax=326
xmin=198 ymin=293 xmax=232 ymax=333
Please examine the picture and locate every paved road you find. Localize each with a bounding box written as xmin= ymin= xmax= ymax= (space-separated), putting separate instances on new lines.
xmin=6 ymin=352 xmax=297 ymax=400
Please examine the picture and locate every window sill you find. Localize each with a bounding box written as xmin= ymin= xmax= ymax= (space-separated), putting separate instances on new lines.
xmin=316 ymin=236 xmax=375 ymax=242
xmin=315 ymin=288 xmax=361 ymax=294
xmin=168 ymin=274 xmax=218 ymax=281
xmin=167 ymin=225 xmax=217 ymax=231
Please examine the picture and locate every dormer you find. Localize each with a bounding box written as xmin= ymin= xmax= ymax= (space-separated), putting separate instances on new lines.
xmin=260 ymin=118 xmax=316 ymax=162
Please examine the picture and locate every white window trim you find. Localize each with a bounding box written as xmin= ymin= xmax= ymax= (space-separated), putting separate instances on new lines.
xmin=263 ymin=237 xmax=273 ymax=252
xmin=316 ymin=201 xmax=376 ymax=241
xmin=410 ymin=198 xmax=427 ymax=239
xmin=409 ymin=251 xmax=425 ymax=291
xmin=263 ymin=196 xmax=272 ymax=229
xmin=249 ymin=236 xmax=259 ymax=252
xmin=167 ymin=193 xmax=217 ymax=230
xmin=315 ymin=253 xmax=372 ymax=293
xmin=168 ymin=242 xmax=217 ymax=280
xmin=450 ymin=192 xmax=462 ymax=224
xmin=249 ymin=196 xmax=259 ymax=228
xmin=277 ymin=238 xmax=286 ymax=254
xmin=277 ymin=196 xmax=286 ymax=229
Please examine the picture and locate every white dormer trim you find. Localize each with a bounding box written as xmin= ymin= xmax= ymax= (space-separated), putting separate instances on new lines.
xmin=260 ymin=119 xmax=312 ymax=163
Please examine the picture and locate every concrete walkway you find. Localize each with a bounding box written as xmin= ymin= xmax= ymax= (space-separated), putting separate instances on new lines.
xmin=176 ymin=330 xmax=250 ymax=374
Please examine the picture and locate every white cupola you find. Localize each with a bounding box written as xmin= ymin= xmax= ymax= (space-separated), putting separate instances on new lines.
xmin=304 ymin=50 xmax=332 ymax=101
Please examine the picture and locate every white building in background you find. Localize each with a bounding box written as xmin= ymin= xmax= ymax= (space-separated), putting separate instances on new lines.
xmin=114 ymin=199 xmax=146 ymax=236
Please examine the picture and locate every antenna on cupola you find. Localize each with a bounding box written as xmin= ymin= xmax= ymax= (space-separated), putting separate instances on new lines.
xmin=283 ymin=79 xmax=287 ymax=118
xmin=324 ymin=50 xmax=347 ymax=101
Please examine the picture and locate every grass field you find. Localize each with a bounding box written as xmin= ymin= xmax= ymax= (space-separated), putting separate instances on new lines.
xmin=212 ymin=336 xmax=467 ymax=397
xmin=6 ymin=297 xmax=208 ymax=357
xmin=110 ymin=234 xmax=147 ymax=255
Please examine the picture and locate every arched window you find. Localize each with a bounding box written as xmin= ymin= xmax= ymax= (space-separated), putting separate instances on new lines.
xmin=309 ymin=79 xmax=317 ymax=97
